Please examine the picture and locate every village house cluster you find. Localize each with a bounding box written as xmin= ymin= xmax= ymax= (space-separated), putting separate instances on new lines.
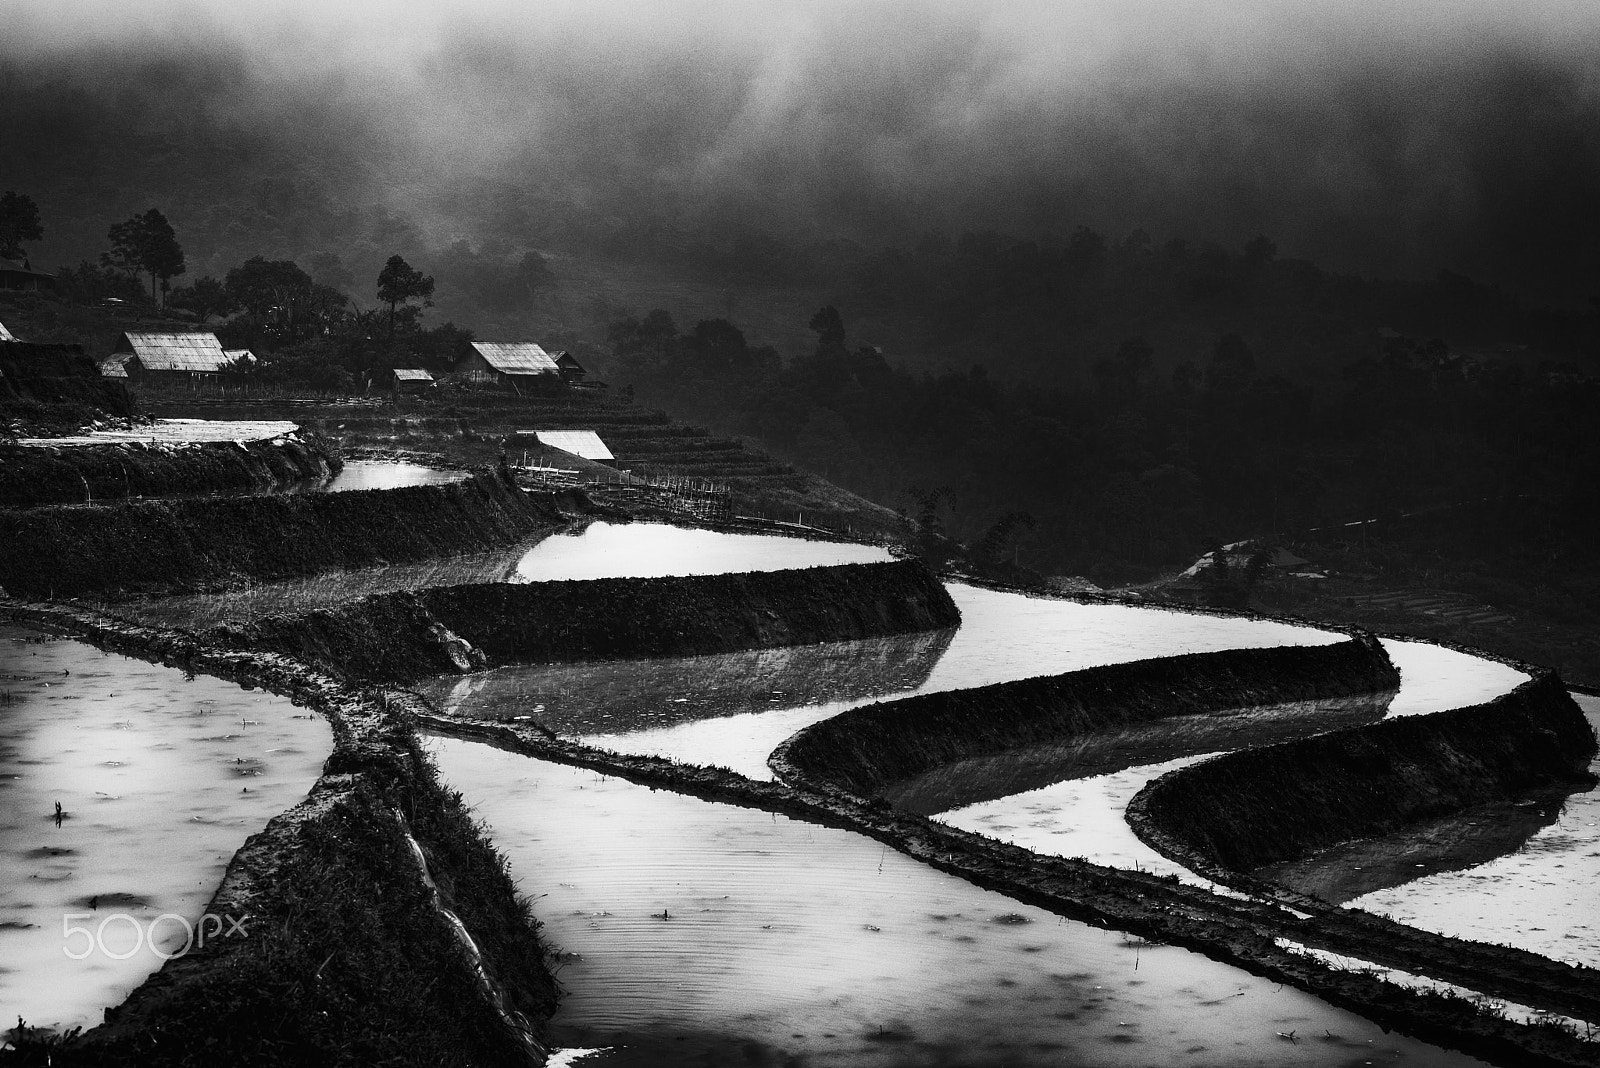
xmin=90 ymin=331 xmax=587 ymax=394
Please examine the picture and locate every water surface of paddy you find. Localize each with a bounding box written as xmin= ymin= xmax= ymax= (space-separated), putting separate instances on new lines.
xmin=13 ymin=419 xmax=300 ymax=447
xmin=507 ymin=521 xmax=893 ymax=580
xmin=117 ymin=524 xmax=887 ymax=631
xmin=430 ymin=583 xmax=1342 ymax=779
xmin=0 ymin=625 xmax=333 ymax=1033
xmin=428 ymin=737 xmax=1486 ymax=1068
xmin=1340 ymin=693 xmax=1600 ymax=967
xmin=308 ymin=459 xmax=470 ymax=493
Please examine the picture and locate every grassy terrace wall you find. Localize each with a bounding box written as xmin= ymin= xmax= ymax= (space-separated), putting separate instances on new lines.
xmin=773 ymin=632 xmax=1400 ymax=799
xmin=209 ymin=558 xmax=960 ymax=683
xmin=1129 ymin=671 xmax=1599 ymax=877
xmin=0 ymin=341 xmax=133 ymax=434
xmin=0 ymin=432 xmax=342 ymax=507
xmin=0 ymin=602 xmax=558 ymax=1068
xmin=0 ymin=468 xmax=562 ymax=599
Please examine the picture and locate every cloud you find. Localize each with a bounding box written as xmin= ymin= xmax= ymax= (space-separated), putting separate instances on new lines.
xmin=5 ymin=0 xmax=1599 ymax=300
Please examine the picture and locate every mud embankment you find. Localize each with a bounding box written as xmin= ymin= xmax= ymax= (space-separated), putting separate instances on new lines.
xmin=0 ymin=432 xmax=341 ymax=507
xmin=209 ymin=559 xmax=960 ymax=683
xmin=430 ymin=713 xmax=1600 ymax=1068
xmin=773 ymin=632 xmax=1399 ymax=800
xmin=0 ymin=341 xmax=133 ymax=435
xmin=1128 ymin=672 xmax=1599 ymax=880
xmin=0 ymin=468 xmax=563 ymax=599
xmin=0 ymin=601 xmax=558 ymax=1067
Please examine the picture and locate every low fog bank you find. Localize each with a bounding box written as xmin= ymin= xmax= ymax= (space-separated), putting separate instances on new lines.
xmin=4 ymin=1 xmax=1599 ymax=303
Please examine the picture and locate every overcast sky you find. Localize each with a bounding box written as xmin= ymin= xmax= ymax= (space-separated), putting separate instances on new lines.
xmin=6 ymin=0 xmax=1599 ymax=300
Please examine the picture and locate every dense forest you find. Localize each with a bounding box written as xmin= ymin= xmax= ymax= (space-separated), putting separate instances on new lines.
xmin=6 ymin=164 xmax=1600 ymax=587
xmin=597 ymin=298 xmax=1600 ymax=583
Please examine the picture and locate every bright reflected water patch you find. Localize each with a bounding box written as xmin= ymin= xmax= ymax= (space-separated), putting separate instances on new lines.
xmin=1342 ymin=695 xmax=1600 ymax=968
xmin=942 ymin=755 xmax=1222 ymax=883
xmin=545 ymin=584 xmax=1340 ymax=778
xmin=1380 ymin=639 xmax=1528 ymax=718
xmin=13 ymin=419 xmax=300 ymax=447
xmin=508 ymin=521 xmax=893 ymax=580
xmin=427 ymin=736 xmax=1485 ymax=1068
xmin=0 ymin=626 xmax=332 ymax=1033
xmin=311 ymin=460 xmax=470 ymax=493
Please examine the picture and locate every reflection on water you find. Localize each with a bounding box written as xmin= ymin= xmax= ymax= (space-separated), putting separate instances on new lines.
xmin=427 ymin=737 xmax=1485 ymax=1068
xmin=1257 ymin=796 xmax=1569 ymax=905
xmin=419 ymin=628 xmax=954 ymax=736
xmin=306 ymin=460 xmax=470 ymax=493
xmin=0 ymin=625 xmax=333 ymax=1033
xmin=887 ymin=693 xmax=1394 ymax=816
xmin=551 ymin=584 xmax=1344 ymax=778
xmin=1341 ymin=696 xmax=1600 ymax=967
xmin=1379 ymin=640 xmax=1528 ymax=718
xmin=941 ymin=755 xmax=1225 ymax=882
xmin=508 ymin=521 xmax=893 ymax=580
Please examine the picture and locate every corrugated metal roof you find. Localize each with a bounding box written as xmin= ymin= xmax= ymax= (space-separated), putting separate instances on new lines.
xmin=393 ymin=368 xmax=434 ymax=382
xmin=0 ymin=319 xmax=15 ymax=342
xmin=121 ymin=332 xmax=232 ymax=373
xmin=535 ymin=430 xmax=614 ymax=462
xmin=98 ymin=355 xmax=132 ymax=378
xmin=223 ymin=349 xmax=256 ymax=364
xmin=471 ymin=341 xmax=559 ymax=376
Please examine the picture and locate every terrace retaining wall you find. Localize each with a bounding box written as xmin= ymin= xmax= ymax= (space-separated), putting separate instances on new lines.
xmin=209 ymin=558 xmax=960 ymax=683
xmin=1128 ymin=671 xmax=1598 ymax=876
xmin=0 ymin=432 xmax=341 ymax=507
xmin=772 ymin=632 xmax=1400 ymax=799
xmin=0 ymin=468 xmax=562 ymax=599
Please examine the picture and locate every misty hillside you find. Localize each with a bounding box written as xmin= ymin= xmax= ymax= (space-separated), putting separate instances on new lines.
xmin=4 ymin=1 xmax=1600 ymax=591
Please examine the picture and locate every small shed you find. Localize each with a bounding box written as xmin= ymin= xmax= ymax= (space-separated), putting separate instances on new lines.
xmin=553 ymin=350 xmax=587 ymax=381
xmin=534 ymin=430 xmax=614 ymax=464
xmin=460 ymin=341 xmax=562 ymax=393
xmin=390 ymin=368 xmax=435 ymax=392
xmin=115 ymin=332 xmax=235 ymax=380
xmin=0 ymin=258 xmax=56 ymax=293
xmin=223 ymin=348 xmax=258 ymax=369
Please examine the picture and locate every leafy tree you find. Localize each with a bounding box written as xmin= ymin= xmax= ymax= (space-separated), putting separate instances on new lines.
xmin=101 ymin=208 xmax=185 ymax=304
xmin=376 ymin=254 xmax=434 ymax=338
xmin=517 ymin=250 xmax=553 ymax=297
xmin=808 ymin=305 xmax=847 ymax=353
xmin=55 ymin=260 xmax=143 ymax=305
xmin=167 ymin=275 xmax=235 ymax=322
xmin=224 ymin=257 xmax=346 ymax=342
xmin=0 ymin=191 xmax=44 ymax=259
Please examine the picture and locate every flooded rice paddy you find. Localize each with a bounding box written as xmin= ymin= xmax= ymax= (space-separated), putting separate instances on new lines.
xmin=933 ymin=640 xmax=1531 ymax=882
xmin=506 ymin=521 xmax=894 ymax=581
xmin=0 ymin=625 xmax=332 ymax=1033
xmin=424 ymin=582 xmax=1343 ymax=779
xmin=308 ymin=459 xmax=470 ymax=493
xmin=113 ymin=522 xmax=892 ymax=632
xmin=430 ymin=738 xmax=1489 ymax=1067
xmin=13 ymin=418 xmax=301 ymax=447
xmin=1336 ymin=693 xmax=1600 ymax=968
